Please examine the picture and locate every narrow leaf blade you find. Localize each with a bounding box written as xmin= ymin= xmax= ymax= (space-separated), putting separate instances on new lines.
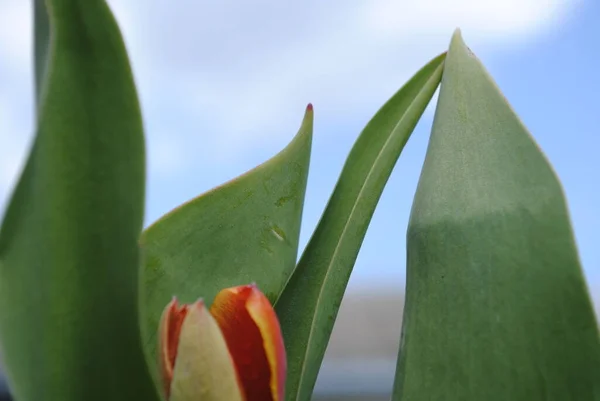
xmin=393 ymin=30 xmax=600 ymax=401
xmin=34 ymin=0 xmax=50 ymax=102
xmin=275 ymin=53 xmax=446 ymax=401
xmin=0 ymin=1 xmax=158 ymax=400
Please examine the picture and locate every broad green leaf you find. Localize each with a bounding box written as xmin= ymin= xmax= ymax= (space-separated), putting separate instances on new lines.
xmin=140 ymin=106 xmax=313 ymax=390
xmin=275 ymin=53 xmax=446 ymax=401
xmin=0 ymin=1 xmax=158 ymax=400
xmin=393 ymin=30 xmax=600 ymax=401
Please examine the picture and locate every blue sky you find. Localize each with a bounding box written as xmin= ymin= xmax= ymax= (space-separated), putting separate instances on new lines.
xmin=0 ymin=0 xmax=598 ymax=308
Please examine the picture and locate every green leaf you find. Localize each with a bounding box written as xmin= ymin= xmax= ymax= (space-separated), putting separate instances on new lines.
xmin=139 ymin=106 xmax=313 ymax=391
xmin=392 ymin=30 xmax=600 ymax=401
xmin=275 ymin=53 xmax=446 ymax=401
xmin=34 ymin=0 xmax=50 ymax=103
xmin=0 ymin=1 xmax=158 ymax=400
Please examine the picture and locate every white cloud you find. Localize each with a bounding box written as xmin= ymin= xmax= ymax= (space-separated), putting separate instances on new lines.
xmin=100 ymin=0 xmax=580 ymax=157
xmin=362 ymin=0 xmax=577 ymax=41
xmin=0 ymin=0 xmax=582 ymax=207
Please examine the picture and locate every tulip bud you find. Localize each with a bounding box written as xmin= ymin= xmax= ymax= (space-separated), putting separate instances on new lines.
xmin=211 ymin=284 xmax=287 ymax=401
xmin=159 ymin=298 xmax=244 ymax=401
xmin=159 ymin=284 xmax=286 ymax=401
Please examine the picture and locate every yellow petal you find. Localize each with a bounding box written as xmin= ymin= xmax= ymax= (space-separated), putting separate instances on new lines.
xmin=169 ymin=300 xmax=244 ymax=401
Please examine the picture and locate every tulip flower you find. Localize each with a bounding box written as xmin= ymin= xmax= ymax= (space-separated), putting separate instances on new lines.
xmin=159 ymin=284 xmax=286 ymax=401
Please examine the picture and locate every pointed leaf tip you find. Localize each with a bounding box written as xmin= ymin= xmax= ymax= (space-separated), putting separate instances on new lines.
xmin=306 ymin=103 xmax=313 ymax=112
xmin=140 ymin=90 xmax=313 ymax=391
xmin=276 ymin=52 xmax=446 ymax=401
xmin=449 ymin=28 xmax=472 ymax=57
xmin=392 ymin=30 xmax=600 ymax=401
xmin=452 ymin=27 xmax=462 ymax=38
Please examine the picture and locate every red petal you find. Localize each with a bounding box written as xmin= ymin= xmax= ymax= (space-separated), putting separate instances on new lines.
xmin=158 ymin=297 xmax=189 ymax=399
xmin=210 ymin=284 xmax=286 ymax=401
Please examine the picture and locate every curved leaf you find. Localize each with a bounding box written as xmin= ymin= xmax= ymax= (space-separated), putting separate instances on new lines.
xmin=393 ymin=30 xmax=600 ymax=401
xmin=0 ymin=1 xmax=158 ymax=401
xmin=140 ymin=106 xmax=313 ymax=390
xmin=275 ymin=53 xmax=446 ymax=401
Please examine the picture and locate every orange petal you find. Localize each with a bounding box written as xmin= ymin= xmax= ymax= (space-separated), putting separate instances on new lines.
xmin=210 ymin=284 xmax=286 ymax=401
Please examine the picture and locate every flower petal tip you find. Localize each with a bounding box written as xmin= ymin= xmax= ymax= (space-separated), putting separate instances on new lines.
xmin=211 ymin=284 xmax=286 ymax=400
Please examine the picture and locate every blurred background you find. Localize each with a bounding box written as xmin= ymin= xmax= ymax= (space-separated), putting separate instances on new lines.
xmin=1 ymin=0 xmax=599 ymax=399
